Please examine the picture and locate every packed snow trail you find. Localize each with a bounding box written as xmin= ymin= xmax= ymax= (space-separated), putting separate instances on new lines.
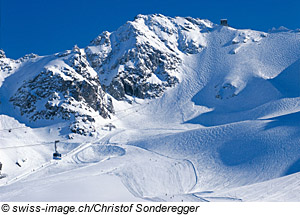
xmin=1 ymin=14 xmax=300 ymax=201
xmin=1 ymin=141 xmax=91 ymax=186
xmin=0 ymin=128 xmax=200 ymax=201
xmin=0 ymin=130 xmax=121 ymax=186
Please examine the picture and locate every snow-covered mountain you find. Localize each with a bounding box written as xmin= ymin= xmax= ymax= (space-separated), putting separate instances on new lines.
xmin=9 ymin=46 xmax=114 ymax=136
xmin=0 ymin=14 xmax=300 ymax=201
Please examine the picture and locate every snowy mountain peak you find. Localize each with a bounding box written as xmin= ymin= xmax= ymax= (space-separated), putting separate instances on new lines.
xmin=0 ymin=49 xmax=6 ymax=58
xmin=1 ymin=14 xmax=300 ymax=202
xmin=85 ymin=14 xmax=217 ymax=101
xmin=1 ymin=14 xmax=300 ymax=137
xmin=9 ymin=48 xmax=114 ymax=136
xmin=72 ymin=44 xmax=81 ymax=53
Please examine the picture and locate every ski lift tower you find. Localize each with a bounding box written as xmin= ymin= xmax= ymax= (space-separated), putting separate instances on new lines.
xmin=0 ymin=162 xmax=5 ymax=179
xmin=104 ymin=123 xmax=116 ymax=131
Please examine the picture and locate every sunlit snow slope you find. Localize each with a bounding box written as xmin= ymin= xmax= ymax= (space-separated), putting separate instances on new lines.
xmin=0 ymin=14 xmax=300 ymax=201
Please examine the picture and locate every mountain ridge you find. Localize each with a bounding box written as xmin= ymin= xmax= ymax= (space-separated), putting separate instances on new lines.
xmin=0 ymin=14 xmax=300 ymax=201
xmin=1 ymin=14 xmax=300 ymax=136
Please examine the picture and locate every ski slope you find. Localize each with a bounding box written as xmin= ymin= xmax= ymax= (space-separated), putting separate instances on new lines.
xmin=0 ymin=14 xmax=300 ymax=201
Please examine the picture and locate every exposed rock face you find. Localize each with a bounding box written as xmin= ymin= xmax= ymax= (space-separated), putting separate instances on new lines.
xmin=103 ymin=43 xmax=181 ymax=100
xmin=0 ymin=49 xmax=6 ymax=59
xmin=85 ymin=14 xmax=212 ymax=100
xmin=5 ymin=14 xmax=214 ymax=135
xmin=215 ymin=83 xmax=237 ymax=99
xmin=10 ymin=47 xmax=114 ymax=135
xmin=0 ymin=50 xmax=17 ymax=77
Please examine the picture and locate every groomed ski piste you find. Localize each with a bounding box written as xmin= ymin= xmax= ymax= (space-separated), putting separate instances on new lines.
xmin=0 ymin=14 xmax=300 ymax=201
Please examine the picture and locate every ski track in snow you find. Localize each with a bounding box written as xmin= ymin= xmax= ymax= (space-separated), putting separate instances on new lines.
xmin=1 ymin=14 xmax=300 ymax=201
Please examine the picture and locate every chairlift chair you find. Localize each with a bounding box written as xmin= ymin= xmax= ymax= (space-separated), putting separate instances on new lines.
xmin=53 ymin=152 xmax=62 ymax=160
xmin=53 ymin=140 xmax=62 ymax=160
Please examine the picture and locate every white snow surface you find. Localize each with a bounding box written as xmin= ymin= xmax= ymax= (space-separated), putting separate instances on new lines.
xmin=1 ymin=14 xmax=300 ymax=201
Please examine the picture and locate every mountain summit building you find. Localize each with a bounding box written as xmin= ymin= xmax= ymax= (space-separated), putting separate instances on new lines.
xmin=220 ymin=19 xmax=228 ymax=26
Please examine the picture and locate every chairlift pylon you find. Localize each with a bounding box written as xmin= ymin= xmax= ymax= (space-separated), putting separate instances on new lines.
xmin=104 ymin=123 xmax=116 ymax=131
xmin=0 ymin=162 xmax=6 ymax=179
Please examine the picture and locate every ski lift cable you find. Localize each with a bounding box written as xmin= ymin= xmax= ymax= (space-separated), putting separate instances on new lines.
xmin=0 ymin=126 xmax=29 ymax=132
xmin=0 ymin=142 xmax=53 ymax=150
xmin=113 ymin=101 xmax=150 ymax=113
xmin=97 ymin=101 xmax=151 ymax=128
xmin=102 ymin=104 xmax=146 ymax=126
xmin=110 ymin=100 xmax=150 ymax=123
xmin=0 ymin=102 xmax=151 ymax=132
xmin=0 ymin=101 xmax=150 ymax=149
xmin=0 ymin=141 xmax=79 ymax=150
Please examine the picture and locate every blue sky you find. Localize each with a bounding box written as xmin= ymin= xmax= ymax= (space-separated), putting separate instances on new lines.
xmin=0 ymin=0 xmax=299 ymax=59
